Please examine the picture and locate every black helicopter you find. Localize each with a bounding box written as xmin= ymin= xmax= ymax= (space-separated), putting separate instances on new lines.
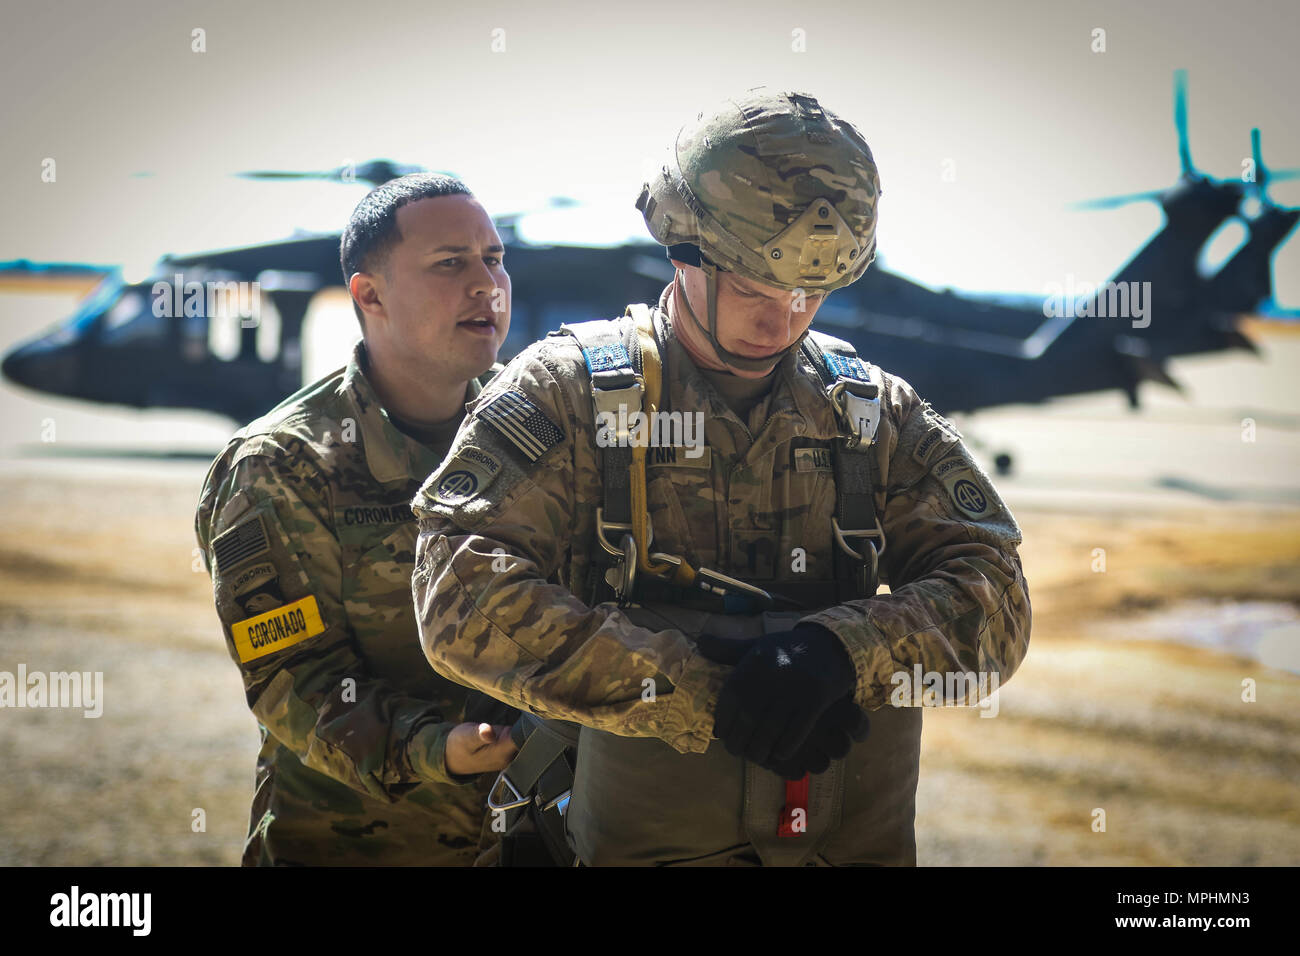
xmin=3 ymin=74 xmax=1296 ymax=432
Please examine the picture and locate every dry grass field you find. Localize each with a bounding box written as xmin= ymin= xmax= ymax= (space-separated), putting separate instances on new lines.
xmin=0 ymin=460 xmax=1295 ymax=866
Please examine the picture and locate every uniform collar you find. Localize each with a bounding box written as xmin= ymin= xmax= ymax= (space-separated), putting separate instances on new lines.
xmin=341 ymin=341 xmax=482 ymax=486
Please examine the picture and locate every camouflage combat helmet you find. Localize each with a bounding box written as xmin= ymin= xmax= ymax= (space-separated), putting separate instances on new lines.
xmin=636 ymin=88 xmax=882 ymax=371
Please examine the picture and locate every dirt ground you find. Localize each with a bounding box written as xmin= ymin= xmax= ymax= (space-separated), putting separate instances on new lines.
xmin=0 ymin=461 xmax=1296 ymax=866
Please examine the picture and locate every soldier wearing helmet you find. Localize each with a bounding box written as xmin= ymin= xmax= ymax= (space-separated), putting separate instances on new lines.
xmin=411 ymin=89 xmax=1031 ymax=866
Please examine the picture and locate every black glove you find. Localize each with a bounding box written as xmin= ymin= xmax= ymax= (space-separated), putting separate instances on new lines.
xmin=696 ymin=624 xmax=856 ymax=766
xmin=764 ymin=695 xmax=871 ymax=780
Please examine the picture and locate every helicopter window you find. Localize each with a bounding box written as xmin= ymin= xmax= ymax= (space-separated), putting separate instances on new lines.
xmin=256 ymin=306 xmax=281 ymax=363
xmin=70 ymin=274 xmax=128 ymax=333
xmin=301 ymin=295 xmax=358 ymax=382
xmin=102 ymin=293 xmax=168 ymax=345
xmin=1198 ymin=220 xmax=1249 ymax=278
xmin=106 ymin=292 xmax=144 ymax=331
xmin=209 ymin=309 xmax=241 ymax=361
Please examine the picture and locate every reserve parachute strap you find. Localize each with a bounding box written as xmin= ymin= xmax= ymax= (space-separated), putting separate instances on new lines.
xmin=800 ymin=332 xmax=886 ymax=598
xmin=486 ymin=713 xmax=580 ymax=866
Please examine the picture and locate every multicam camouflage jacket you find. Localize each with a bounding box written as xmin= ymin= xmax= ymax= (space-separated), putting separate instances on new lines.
xmin=195 ymin=341 xmax=501 ymax=866
xmin=412 ymin=285 xmax=1031 ymax=755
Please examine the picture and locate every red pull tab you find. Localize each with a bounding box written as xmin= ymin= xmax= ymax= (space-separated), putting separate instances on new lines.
xmin=777 ymin=774 xmax=810 ymax=837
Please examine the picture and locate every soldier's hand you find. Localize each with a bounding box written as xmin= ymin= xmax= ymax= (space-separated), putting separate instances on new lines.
xmin=711 ymin=624 xmax=856 ymax=766
xmin=445 ymin=721 xmax=518 ymax=776
xmin=761 ymin=696 xmax=870 ymax=780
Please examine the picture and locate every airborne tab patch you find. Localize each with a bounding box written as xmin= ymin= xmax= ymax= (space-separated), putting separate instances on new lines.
xmin=913 ymin=404 xmax=962 ymax=468
xmin=479 ymin=389 xmax=563 ymax=464
xmin=933 ymin=457 xmax=996 ymax=520
xmin=229 ymin=562 xmax=284 ymax=617
xmin=913 ymin=425 xmax=959 ymax=469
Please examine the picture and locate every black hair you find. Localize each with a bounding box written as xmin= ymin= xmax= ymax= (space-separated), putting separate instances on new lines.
xmin=339 ymin=173 xmax=474 ymax=326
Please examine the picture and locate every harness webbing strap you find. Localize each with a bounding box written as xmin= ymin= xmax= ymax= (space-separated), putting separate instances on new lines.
xmin=489 ymin=714 xmax=580 ymax=866
xmin=801 ymin=332 xmax=884 ymax=598
xmin=558 ymin=317 xmax=644 ymax=528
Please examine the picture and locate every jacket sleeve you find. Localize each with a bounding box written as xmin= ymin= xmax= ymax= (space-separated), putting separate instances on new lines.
xmin=195 ymin=446 xmax=473 ymax=800
xmin=801 ymin=371 xmax=1032 ymax=711
xmin=411 ymin=344 xmax=730 ymax=755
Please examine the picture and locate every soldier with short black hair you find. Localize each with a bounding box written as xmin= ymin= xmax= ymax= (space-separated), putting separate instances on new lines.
xmin=196 ymin=173 xmax=518 ymax=866
xmin=412 ymin=90 xmax=1032 ymax=866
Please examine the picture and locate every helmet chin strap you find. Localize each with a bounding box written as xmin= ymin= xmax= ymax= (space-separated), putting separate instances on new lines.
xmin=675 ymin=264 xmax=808 ymax=374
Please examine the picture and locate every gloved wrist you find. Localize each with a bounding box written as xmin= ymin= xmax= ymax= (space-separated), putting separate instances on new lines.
xmin=792 ymin=622 xmax=856 ymax=698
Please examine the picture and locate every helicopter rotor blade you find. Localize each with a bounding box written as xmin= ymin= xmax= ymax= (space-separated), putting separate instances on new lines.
xmin=237 ymin=170 xmax=331 ymax=180
xmin=235 ymin=161 xmax=430 ymax=188
xmin=1071 ymin=189 xmax=1167 ymax=211
xmin=1250 ymin=127 xmax=1269 ymax=198
xmin=1174 ymin=69 xmax=1193 ymax=177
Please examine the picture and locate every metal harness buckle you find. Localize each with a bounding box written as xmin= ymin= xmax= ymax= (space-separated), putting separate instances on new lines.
xmin=539 ymin=790 xmax=571 ymax=815
xmin=828 ymin=378 xmax=881 ymax=449
xmin=597 ymin=509 xmax=656 ymax=604
xmin=486 ymin=770 xmax=531 ymax=813
xmin=594 ymin=507 xmax=634 ymax=558
xmin=831 ymin=515 xmax=887 ymax=561
xmin=832 ymin=516 xmax=885 ymax=598
xmin=648 ymin=552 xmax=777 ymax=611
xmin=591 ymin=370 xmax=643 ymax=437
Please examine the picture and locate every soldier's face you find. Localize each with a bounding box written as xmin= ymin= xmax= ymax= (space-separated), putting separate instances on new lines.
xmin=671 ymin=263 xmax=826 ymax=378
xmin=367 ymin=195 xmax=510 ymax=379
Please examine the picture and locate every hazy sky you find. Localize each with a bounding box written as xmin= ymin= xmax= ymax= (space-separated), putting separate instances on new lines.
xmin=2 ymin=0 xmax=1298 ymax=300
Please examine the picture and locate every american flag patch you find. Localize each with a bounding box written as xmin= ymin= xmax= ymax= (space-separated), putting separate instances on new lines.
xmin=213 ymin=515 xmax=270 ymax=571
xmin=479 ymin=389 xmax=563 ymax=463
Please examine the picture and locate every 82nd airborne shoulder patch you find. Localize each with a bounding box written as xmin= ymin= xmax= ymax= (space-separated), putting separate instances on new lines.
xmin=933 ymin=456 xmax=997 ymax=520
xmin=433 ymin=446 xmax=502 ymax=506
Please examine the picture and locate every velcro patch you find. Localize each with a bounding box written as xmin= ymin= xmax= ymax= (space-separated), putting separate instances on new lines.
xmin=647 ymin=446 xmax=711 ymax=469
xmin=583 ymin=343 xmax=632 ymax=373
xmin=228 ymin=561 xmax=285 ymax=617
xmin=433 ymin=447 xmax=502 ymax=505
xmin=913 ymin=423 xmax=960 ymax=469
xmin=479 ymin=389 xmax=563 ymax=463
xmin=794 ymin=447 xmax=834 ymax=473
xmin=213 ymin=515 xmax=270 ymax=571
xmin=231 ymin=595 xmax=325 ymax=663
xmin=933 ymin=457 xmax=996 ymax=520
xmin=824 ymin=351 xmax=871 ymax=383
xmin=231 ymin=562 xmax=276 ymax=596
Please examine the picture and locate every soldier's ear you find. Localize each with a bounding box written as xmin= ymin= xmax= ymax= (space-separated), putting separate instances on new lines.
xmin=349 ymin=272 xmax=387 ymax=327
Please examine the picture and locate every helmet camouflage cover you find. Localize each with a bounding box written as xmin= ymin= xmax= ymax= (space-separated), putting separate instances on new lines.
xmin=637 ymin=88 xmax=882 ymax=294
